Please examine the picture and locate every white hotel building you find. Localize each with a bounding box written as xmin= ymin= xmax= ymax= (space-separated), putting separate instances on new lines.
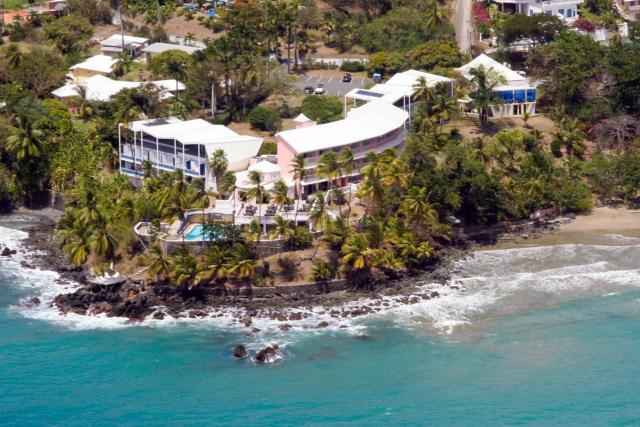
xmin=118 ymin=118 xmax=262 ymax=189
xmin=493 ymin=0 xmax=584 ymax=21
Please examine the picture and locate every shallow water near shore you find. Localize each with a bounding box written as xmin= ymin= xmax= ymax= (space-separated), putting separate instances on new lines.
xmin=2 ymin=218 xmax=640 ymax=425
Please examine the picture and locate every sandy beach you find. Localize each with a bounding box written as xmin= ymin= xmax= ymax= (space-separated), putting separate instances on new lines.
xmin=495 ymin=206 xmax=640 ymax=249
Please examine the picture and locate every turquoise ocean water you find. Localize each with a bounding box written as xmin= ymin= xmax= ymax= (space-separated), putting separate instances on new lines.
xmin=2 ymin=217 xmax=640 ymax=426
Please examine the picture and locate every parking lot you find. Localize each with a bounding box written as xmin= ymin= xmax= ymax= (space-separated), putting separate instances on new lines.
xmin=292 ymin=74 xmax=372 ymax=97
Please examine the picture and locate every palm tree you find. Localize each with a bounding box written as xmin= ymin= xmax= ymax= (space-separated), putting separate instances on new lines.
xmin=400 ymin=187 xmax=438 ymax=228
xmin=554 ymin=118 xmax=586 ymax=162
xmin=89 ymin=215 xmax=120 ymax=260
xmin=196 ymin=245 xmax=230 ymax=285
xmin=75 ymin=85 xmax=94 ymax=119
xmin=339 ymin=147 xmax=355 ymax=222
xmin=184 ymin=32 xmax=196 ymax=46
xmin=6 ymin=116 xmax=42 ymax=161
xmin=412 ymin=76 xmax=437 ymax=104
xmin=312 ymin=259 xmax=334 ymax=283
xmin=318 ymin=151 xmax=342 ymax=191
xmin=290 ymin=154 xmax=306 ymax=221
xmin=227 ymin=243 xmax=255 ymax=280
xmin=340 ymin=233 xmax=374 ymax=289
xmin=209 ymin=149 xmax=228 ymax=192
xmin=5 ymin=44 xmax=23 ymax=69
xmin=308 ymin=192 xmax=330 ymax=231
xmin=170 ymin=247 xmax=200 ymax=290
xmin=245 ymin=170 xmax=266 ymax=243
xmin=142 ymin=243 xmax=172 ymax=281
xmin=115 ymin=50 xmax=133 ymax=76
xmin=270 ymin=179 xmax=292 ymax=212
xmin=425 ymin=0 xmax=444 ymax=30
xmin=163 ymin=54 xmax=189 ymax=94
xmin=468 ymin=65 xmax=504 ymax=127
xmin=270 ymin=215 xmax=294 ymax=256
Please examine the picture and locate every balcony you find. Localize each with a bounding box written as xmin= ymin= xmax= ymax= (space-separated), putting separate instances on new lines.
xmin=120 ymin=143 xmax=206 ymax=177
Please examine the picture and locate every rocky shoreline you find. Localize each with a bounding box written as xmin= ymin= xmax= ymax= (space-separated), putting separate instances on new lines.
xmin=4 ymin=210 xmax=567 ymax=329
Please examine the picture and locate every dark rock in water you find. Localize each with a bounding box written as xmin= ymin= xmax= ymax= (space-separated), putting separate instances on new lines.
xmin=233 ymin=345 xmax=247 ymax=358
xmin=289 ymin=312 xmax=302 ymax=321
xmin=30 ymin=297 xmax=41 ymax=305
xmin=1 ymin=247 xmax=12 ymax=257
xmin=250 ymin=328 xmax=261 ymax=334
xmin=153 ymin=312 xmax=166 ymax=320
xmin=255 ymin=346 xmax=278 ymax=363
xmin=431 ymin=291 xmax=440 ymax=298
xmin=241 ymin=316 xmax=252 ymax=327
xmin=279 ymin=324 xmax=292 ymax=331
xmin=317 ymin=321 xmax=329 ymax=328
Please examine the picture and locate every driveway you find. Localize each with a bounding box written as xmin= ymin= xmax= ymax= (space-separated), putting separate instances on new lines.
xmin=454 ymin=0 xmax=473 ymax=54
xmin=292 ymin=74 xmax=371 ymax=97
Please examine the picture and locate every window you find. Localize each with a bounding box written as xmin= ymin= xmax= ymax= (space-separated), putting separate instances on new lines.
xmin=567 ymin=8 xmax=573 ymax=17
xmin=200 ymin=163 xmax=206 ymax=176
xmin=545 ymin=10 xmax=552 ymax=15
xmin=186 ymin=160 xmax=192 ymax=170
xmin=558 ymin=8 xmax=565 ymax=15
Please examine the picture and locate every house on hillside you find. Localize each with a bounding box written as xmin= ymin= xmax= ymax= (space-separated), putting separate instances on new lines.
xmin=118 ymin=118 xmax=263 ymax=190
xmin=493 ymin=0 xmax=583 ymax=21
xmin=52 ymin=75 xmax=184 ymax=102
xmin=141 ymin=43 xmax=204 ymax=61
xmin=69 ymin=55 xmax=117 ymax=83
xmin=344 ymin=69 xmax=455 ymax=121
xmin=617 ymin=0 xmax=640 ymax=20
xmin=456 ymin=54 xmax=537 ymax=118
xmin=276 ymin=101 xmax=409 ymax=196
xmin=100 ymin=34 xmax=149 ymax=58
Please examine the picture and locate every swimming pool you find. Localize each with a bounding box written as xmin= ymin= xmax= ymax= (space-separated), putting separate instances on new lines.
xmin=184 ymin=225 xmax=207 ymax=241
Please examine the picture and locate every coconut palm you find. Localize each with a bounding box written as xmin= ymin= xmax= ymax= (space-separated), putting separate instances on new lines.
xmin=425 ymin=0 xmax=444 ymax=30
xmin=63 ymin=234 xmax=91 ymax=265
xmin=170 ymin=247 xmax=200 ymax=289
xmin=270 ymin=215 xmax=294 ymax=256
xmin=5 ymin=44 xmax=24 ymax=69
xmin=340 ymin=233 xmax=374 ymax=281
xmin=318 ymin=151 xmax=342 ymax=191
xmin=143 ymin=243 xmax=172 ymax=281
xmin=196 ymin=245 xmax=230 ymax=284
xmin=75 ymin=85 xmax=94 ymax=119
xmin=412 ymin=76 xmax=437 ymax=104
xmin=468 ymin=65 xmax=504 ymax=127
xmin=245 ymin=170 xmax=267 ymax=242
xmin=270 ymin=179 xmax=292 ymax=211
xmin=227 ymin=243 xmax=255 ymax=280
xmin=209 ymin=149 xmax=229 ymax=192
xmin=114 ymin=50 xmax=133 ymax=76
xmin=339 ymin=147 xmax=355 ymax=221
xmin=6 ymin=116 xmax=43 ymax=161
xmin=290 ymin=154 xmax=306 ymax=222
xmin=163 ymin=54 xmax=189 ymax=94
xmin=308 ymin=192 xmax=330 ymax=231
xmin=312 ymin=259 xmax=334 ymax=282
xmin=89 ymin=215 xmax=120 ymax=260
xmin=400 ymin=187 xmax=438 ymax=228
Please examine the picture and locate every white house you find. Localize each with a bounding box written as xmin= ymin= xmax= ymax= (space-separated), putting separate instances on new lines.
xmin=100 ymin=34 xmax=149 ymax=58
xmin=276 ymin=101 xmax=409 ymax=195
xmin=141 ymin=42 xmax=204 ymax=61
xmin=456 ymin=54 xmax=537 ymax=118
xmin=118 ymin=118 xmax=263 ymax=190
xmin=344 ymin=69 xmax=455 ymax=120
xmin=493 ymin=0 xmax=584 ymax=21
xmin=68 ymin=55 xmax=117 ymax=83
xmin=52 ymin=75 xmax=184 ymax=102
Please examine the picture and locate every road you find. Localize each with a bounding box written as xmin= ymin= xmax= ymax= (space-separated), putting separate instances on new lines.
xmin=292 ymin=75 xmax=371 ymax=97
xmin=454 ymin=0 xmax=473 ymax=54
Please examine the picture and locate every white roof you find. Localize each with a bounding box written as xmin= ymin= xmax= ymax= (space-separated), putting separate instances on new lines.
xmin=101 ymin=34 xmax=149 ymax=48
xmin=52 ymin=75 xmax=183 ymax=102
xmin=128 ymin=118 xmax=263 ymax=167
xmin=70 ymin=55 xmax=117 ymax=74
xmin=249 ymin=159 xmax=281 ymax=174
xmin=456 ymin=54 xmax=528 ymax=86
xmin=277 ymin=102 xmax=408 ymax=154
xmin=346 ymin=69 xmax=453 ymax=104
xmin=294 ymin=113 xmax=312 ymax=122
xmin=141 ymin=42 xmax=203 ymax=55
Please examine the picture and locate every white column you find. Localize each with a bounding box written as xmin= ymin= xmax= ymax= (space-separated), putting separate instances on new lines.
xmin=118 ymin=124 xmax=122 ymax=173
xmin=182 ymin=141 xmax=186 ymax=180
xmin=173 ymin=138 xmax=177 ymax=170
xmin=156 ymin=136 xmax=160 ymax=177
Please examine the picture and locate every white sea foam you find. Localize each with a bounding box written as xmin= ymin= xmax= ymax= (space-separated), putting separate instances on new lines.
xmin=3 ymin=223 xmax=640 ymax=341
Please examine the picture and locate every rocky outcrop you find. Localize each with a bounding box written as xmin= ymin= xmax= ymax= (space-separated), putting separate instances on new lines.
xmin=233 ymin=345 xmax=247 ymax=358
xmin=255 ymin=344 xmax=279 ymax=363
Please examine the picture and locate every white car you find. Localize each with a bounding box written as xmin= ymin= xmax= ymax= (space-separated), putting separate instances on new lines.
xmin=314 ymin=84 xmax=326 ymax=95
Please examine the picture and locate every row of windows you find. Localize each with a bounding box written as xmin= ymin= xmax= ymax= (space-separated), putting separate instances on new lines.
xmin=302 ymin=127 xmax=404 ymax=159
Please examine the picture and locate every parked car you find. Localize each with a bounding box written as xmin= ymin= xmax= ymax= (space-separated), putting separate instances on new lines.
xmin=314 ymin=84 xmax=326 ymax=95
xmin=304 ymin=86 xmax=314 ymax=94
xmin=342 ymin=72 xmax=352 ymax=83
xmin=372 ymin=73 xmax=382 ymax=83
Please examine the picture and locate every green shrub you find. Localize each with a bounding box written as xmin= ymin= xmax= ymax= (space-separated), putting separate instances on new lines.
xmin=211 ymin=111 xmax=231 ymax=125
xmin=300 ymin=96 xmax=343 ymax=124
xmin=340 ymin=60 xmax=365 ymax=72
xmin=248 ymin=106 xmax=281 ymax=132
xmin=556 ymin=180 xmax=593 ymax=212
xmin=258 ymin=142 xmax=277 ymax=156
xmin=550 ymin=139 xmax=563 ymax=157
xmin=290 ymin=227 xmax=313 ymax=249
xmin=277 ymin=256 xmax=298 ymax=282
xmin=312 ymin=260 xmax=335 ymax=282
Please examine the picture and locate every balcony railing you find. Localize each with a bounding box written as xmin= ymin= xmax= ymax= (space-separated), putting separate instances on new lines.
xmin=120 ymin=143 xmax=206 ymax=177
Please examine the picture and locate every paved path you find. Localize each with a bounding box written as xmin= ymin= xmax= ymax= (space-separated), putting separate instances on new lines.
xmin=454 ymin=0 xmax=473 ymax=54
xmin=292 ymin=75 xmax=371 ymax=97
